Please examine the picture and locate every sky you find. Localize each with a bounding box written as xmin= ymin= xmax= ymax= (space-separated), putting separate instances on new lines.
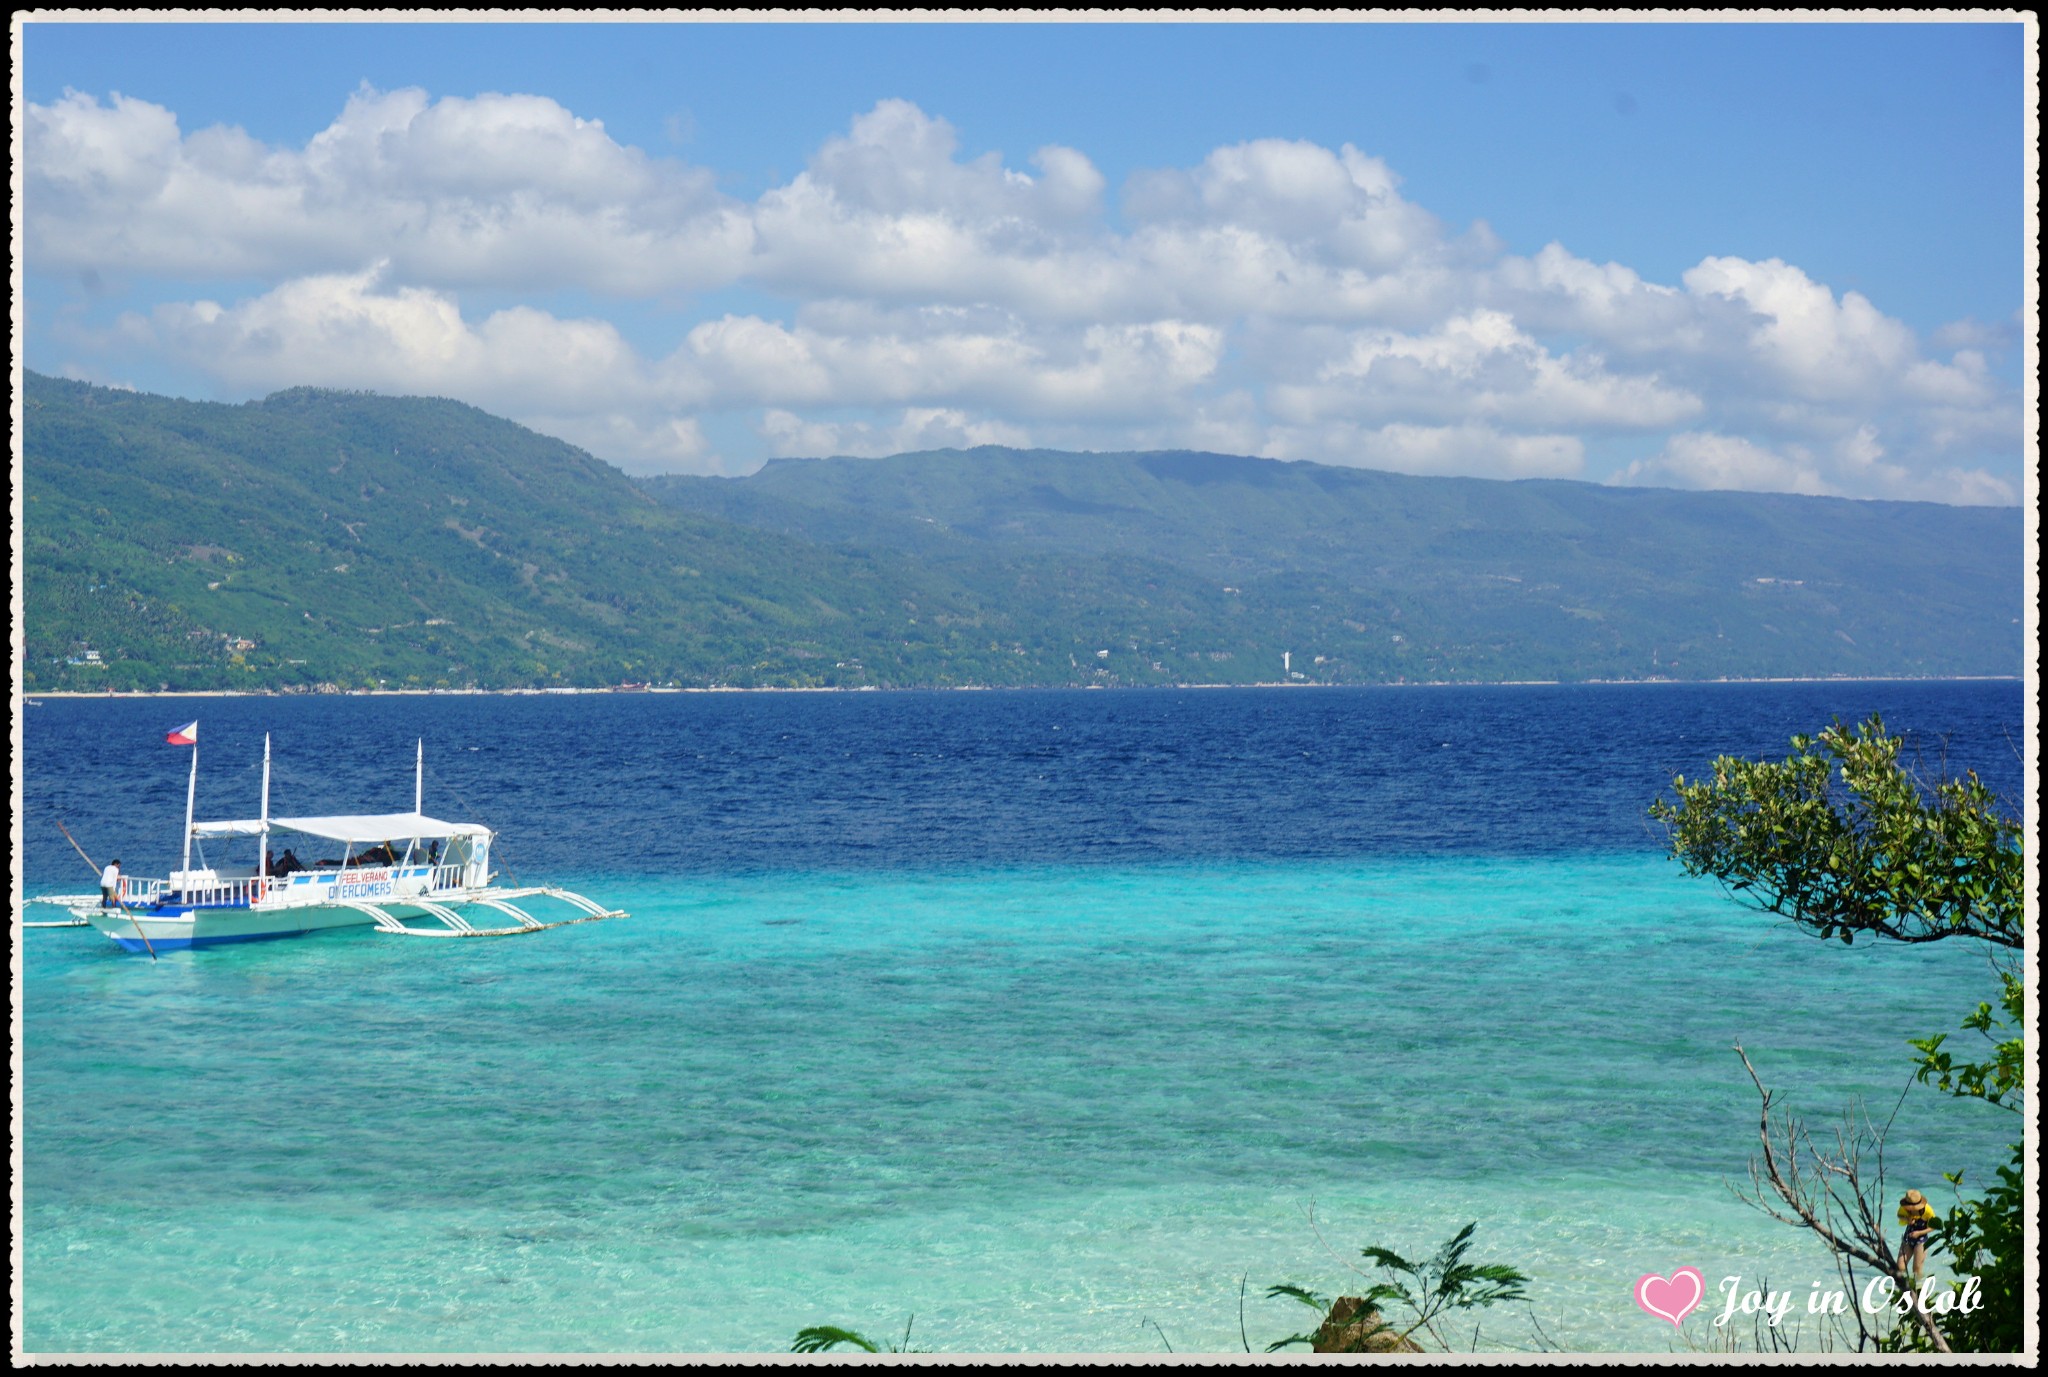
xmin=13 ymin=13 xmax=2036 ymax=504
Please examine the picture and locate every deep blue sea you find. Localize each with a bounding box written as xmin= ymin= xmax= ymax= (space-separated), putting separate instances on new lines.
xmin=16 ymin=682 xmax=2026 ymax=1355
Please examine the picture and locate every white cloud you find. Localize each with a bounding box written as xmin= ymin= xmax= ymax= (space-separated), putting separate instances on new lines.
xmin=26 ymin=86 xmax=752 ymax=292
xmin=1127 ymin=139 xmax=1439 ymax=269
xmin=759 ymin=406 xmax=1032 ymax=458
xmin=24 ymin=88 xmax=2022 ymax=499
xmin=29 ymin=89 xmax=184 ymax=202
xmin=748 ymin=99 xmax=1115 ymax=311
xmin=683 ymin=311 xmax=1222 ymax=421
xmin=798 ymin=98 xmax=1088 ymax=224
xmin=1916 ymin=468 xmax=2022 ymax=507
xmin=1612 ymin=428 xmax=2015 ymax=506
xmin=129 ymin=265 xmax=646 ymax=406
xmin=1615 ymin=432 xmax=1838 ymax=497
xmin=1929 ymin=314 xmax=2021 ymax=355
xmin=1269 ymin=310 xmax=1701 ymax=431
xmin=111 ymin=265 xmax=1227 ymax=469
xmin=526 ymin=411 xmax=716 ymax=476
xmin=1899 ymin=350 xmax=1997 ymax=408
xmin=1490 ymin=242 xmax=1698 ymax=348
xmin=1263 ymin=421 xmax=1585 ymax=480
xmin=1679 ymin=256 xmax=1916 ymax=401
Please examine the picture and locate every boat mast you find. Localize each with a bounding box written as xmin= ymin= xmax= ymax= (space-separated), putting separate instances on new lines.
xmin=181 ymin=739 xmax=199 ymax=878
xmin=415 ymin=738 xmax=423 ymax=815
xmin=260 ymin=733 xmax=272 ymax=877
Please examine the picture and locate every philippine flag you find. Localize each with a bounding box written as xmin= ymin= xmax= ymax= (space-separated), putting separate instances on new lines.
xmin=165 ymin=720 xmax=199 ymax=746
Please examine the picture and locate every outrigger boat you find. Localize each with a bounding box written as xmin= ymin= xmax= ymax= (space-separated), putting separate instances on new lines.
xmin=44 ymin=734 xmax=624 ymax=953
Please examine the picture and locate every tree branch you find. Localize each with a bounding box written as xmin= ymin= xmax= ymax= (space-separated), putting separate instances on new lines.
xmin=1732 ymin=1044 xmax=1951 ymax=1353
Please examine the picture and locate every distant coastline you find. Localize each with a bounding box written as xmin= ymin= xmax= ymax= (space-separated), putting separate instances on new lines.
xmin=21 ymin=674 xmax=2023 ymax=702
xmin=26 ymin=375 xmax=2024 ymax=703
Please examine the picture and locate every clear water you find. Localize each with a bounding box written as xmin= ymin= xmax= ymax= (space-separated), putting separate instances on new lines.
xmin=16 ymin=683 xmax=2024 ymax=1354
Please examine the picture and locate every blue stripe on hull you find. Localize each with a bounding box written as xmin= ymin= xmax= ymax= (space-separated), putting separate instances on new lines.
xmin=110 ymin=927 xmax=324 ymax=952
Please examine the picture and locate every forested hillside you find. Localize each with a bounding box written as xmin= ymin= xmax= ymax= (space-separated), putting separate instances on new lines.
xmin=646 ymin=447 xmax=2024 ymax=682
xmin=22 ymin=374 xmax=2022 ymax=692
xmin=23 ymin=375 xmax=1071 ymax=690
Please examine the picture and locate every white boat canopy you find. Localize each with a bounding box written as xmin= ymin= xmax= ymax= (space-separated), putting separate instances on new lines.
xmin=189 ymin=812 xmax=493 ymax=842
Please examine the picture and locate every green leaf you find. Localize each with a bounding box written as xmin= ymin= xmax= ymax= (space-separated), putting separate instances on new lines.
xmin=1265 ymin=1284 xmax=1330 ymax=1313
xmin=791 ymin=1326 xmax=882 ymax=1354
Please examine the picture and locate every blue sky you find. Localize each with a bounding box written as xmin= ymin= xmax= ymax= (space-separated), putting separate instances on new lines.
xmin=17 ymin=15 xmax=2032 ymax=501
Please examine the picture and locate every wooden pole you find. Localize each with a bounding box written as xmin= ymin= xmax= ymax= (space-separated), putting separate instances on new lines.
xmin=55 ymin=821 xmax=156 ymax=961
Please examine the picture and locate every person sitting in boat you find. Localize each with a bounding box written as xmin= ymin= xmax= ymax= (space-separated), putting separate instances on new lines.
xmin=273 ymin=848 xmax=303 ymax=877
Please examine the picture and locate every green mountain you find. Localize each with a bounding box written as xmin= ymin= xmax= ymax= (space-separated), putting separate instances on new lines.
xmin=645 ymin=447 xmax=2023 ymax=683
xmin=21 ymin=372 xmax=2021 ymax=692
xmin=21 ymin=374 xmax=1078 ymax=691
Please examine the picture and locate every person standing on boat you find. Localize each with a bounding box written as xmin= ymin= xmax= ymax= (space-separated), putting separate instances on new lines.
xmin=100 ymin=858 xmax=121 ymax=908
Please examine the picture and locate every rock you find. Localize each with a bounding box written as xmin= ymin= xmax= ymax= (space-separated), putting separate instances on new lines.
xmin=1312 ymin=1296 xmax=1425 ymax=1353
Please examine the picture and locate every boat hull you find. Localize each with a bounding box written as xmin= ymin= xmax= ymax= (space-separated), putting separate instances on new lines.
xmin=85 ymin=902 xmax=391 ymax=951
xmin=79 ymin=867 xmax=480 ymax=951
xmin=76 ymin=880 xmax=621 ymax=951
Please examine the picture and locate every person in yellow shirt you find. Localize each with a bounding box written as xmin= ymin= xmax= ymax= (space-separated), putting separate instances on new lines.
xmin=1896 ymin=1189 xmax=1938 ymax=1277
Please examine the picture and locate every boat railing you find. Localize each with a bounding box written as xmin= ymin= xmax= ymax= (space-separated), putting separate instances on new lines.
xmin=265 ymin=863 xmax=464 ymax=891
xmin=130 ymin=864 xmax=471 ymax=908
xmin=166 ymin=876 xmax=271 ymax=908
xmin=120 ymin=877 xmax=166 ymax=905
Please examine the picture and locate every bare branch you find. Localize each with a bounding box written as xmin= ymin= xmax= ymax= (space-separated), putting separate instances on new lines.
xmin=1302 ymin=1199 xmax=1373 ymax=1284
xmin=1731 ymin=1044 xmax=1952 ymax=1353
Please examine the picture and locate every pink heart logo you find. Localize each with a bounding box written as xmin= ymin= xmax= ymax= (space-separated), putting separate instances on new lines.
xmin=1634 ymin=1267 xmax=1705 ymax=1327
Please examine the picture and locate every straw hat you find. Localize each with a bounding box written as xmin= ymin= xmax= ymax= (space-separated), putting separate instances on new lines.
xmin=1901 ymin=1189 xmax=1927 ymax=1208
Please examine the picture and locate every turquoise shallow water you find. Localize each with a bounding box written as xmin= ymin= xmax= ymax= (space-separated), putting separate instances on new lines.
xmin=20 ymin=853 xmax=2012 ymax=1355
